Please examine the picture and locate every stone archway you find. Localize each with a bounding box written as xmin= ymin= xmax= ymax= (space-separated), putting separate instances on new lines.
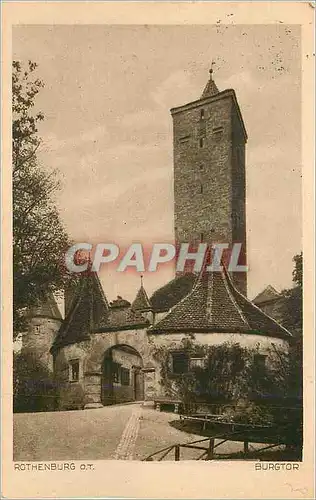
xmin=101 ymin=344 xmax=144 ymax=406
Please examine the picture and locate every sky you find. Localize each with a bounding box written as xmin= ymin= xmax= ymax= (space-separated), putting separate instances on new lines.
xmin=13 ymin=24 xmax=302 ymax=304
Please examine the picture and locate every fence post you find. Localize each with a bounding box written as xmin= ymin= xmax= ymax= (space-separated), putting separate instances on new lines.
xmin=175 ymin=445 xmax=180 ymax=461
xmin=244 ymin=440 xmax=249 ymax=455
xmin=208 ymin=438 xmax=215 ymax=460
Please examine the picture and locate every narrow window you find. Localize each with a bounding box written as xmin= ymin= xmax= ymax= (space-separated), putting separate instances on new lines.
xmin=213 ymin=126 xmax=224 ymax=134
xmin=69 ymin=360 xmax=80 ymax=382
xmin=121 ymin=367 xmax=130 ymax=386
xmin=179 ymin=135 xmax=190 ymax=144
xmin=172 ymin=352 xmax=189 ymax=374
xmin=34 ymin=325 xmax=41 ymax=334
xmin=200 ymin=109 xmax=205 ymax=120
xmin=199 ymin=164 xmax=204 ymax=170
xmin=200 ymin=232 xmax=204 ymax=243
xmin=200 ymin=184 xmax=203 ymax=194
xmin=199 ymin=137 xmax=204 ymax=148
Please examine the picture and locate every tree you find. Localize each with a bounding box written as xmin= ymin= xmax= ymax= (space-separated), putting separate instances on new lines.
xmin=13 ymin=60 xmax=72 ymax=335
xmin=280 ymin=252 xmax=303 ymax=399
xmin=280 ymin=252 xmax=303 ymax=336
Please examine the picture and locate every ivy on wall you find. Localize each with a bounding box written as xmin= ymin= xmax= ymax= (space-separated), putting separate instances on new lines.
xmin=152 ymin=336 xmax=290 ymax=413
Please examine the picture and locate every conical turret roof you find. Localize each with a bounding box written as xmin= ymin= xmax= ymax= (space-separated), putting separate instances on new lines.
xmin=52 ymin=270 xmax=149 ymax=351
xmin=30 ymin=292 xmax=62 ymax=320
xmin=151 ymin=257 xmax=292 ymax=340
xmin=132 ymin=278 xmax=152 ymax=311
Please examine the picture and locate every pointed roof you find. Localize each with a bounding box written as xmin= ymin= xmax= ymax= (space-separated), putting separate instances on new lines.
xmin=253 ymin=285 xmax=281 ymax=305
xmin=132 ymin=277 xmax=152 ymax=311
xmin=51 ymin=270 xmax=110 ymax=350
xmin=201 ymin=67 xmax=219 ymax=99
xmin=51 ymin=271 xmax=149 ymax=351
xmin=30 ymin=292 xmax=62 ymax=320
xmin=150 ymin=260 xmax=292 ymax=340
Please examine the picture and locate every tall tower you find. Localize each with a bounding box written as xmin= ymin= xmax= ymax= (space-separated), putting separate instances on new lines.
xmin=171 ymin=67 xmax=248 ymax=295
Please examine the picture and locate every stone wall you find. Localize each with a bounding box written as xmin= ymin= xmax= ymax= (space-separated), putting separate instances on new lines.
xmin=148 ymin=331 xmax=290 ymax=399
xmin=53 ymin=326 xmax=290 ymax=410
xmin=172 ymin=91 xmax=247 ymax=295
xmin=173 ymin=95 xmax=234 ymax=249
xmin=22 ymin=316 xmax=62 ymax=373
xmin=53 ymin=328 xmax=157 ymax=410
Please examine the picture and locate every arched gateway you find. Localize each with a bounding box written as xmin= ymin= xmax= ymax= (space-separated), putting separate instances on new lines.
xmin=101 ymin=345 xmax=144 ymax=405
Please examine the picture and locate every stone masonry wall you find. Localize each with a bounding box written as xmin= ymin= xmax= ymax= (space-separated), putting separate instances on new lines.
xmin=148 ymin=331 xmax=289 ymax=399
xmin=173 ymin=95 xmax=234 ymax=249
xmin=54 ymin=328 xmax=157 ymax=410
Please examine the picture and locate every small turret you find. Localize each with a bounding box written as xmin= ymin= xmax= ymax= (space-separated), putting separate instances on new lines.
xmin=132 ymin=275 xmax=154 ymax=324
xmin=23 ymin=292 xmax=63 ymax=373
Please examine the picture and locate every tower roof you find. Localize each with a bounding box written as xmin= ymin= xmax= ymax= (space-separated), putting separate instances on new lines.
xmin=30 ymin=292 xmax=62 ymax=320
xmin=201 ymin=67 xmax=219 ymax=99
xmin=253 ymin=285 xmax=281 ymax=305
xmin=150 ymin=259 xmax=292 ymax=340
xmin=132 ymin=277 xmax=152 ymax=311
xmin=52 ymin=271 xmax=148 ymax=351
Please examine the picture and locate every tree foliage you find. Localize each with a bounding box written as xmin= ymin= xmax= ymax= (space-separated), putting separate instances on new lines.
xmin=279 ymin=252 xmax=303 ymax=399
xmin=13 ymin=60 xmax=72 ymax=335
xmin=280 ymin=252 xmax=303 ymax=336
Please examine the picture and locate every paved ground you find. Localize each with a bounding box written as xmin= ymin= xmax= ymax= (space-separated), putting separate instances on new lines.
xmin=14 ymin=403 xmax=270 ymax=461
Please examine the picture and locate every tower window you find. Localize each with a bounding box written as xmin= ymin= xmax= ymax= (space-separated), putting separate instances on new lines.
xmin=199 ymin=138 xmax=204 ymax=148
xmin=213 ymin=126 xmax=224 ymax=134
xmin=200 ymin=109 xmax=205 ymax=120
xmin=200 ymin=184 xmax=203 ymax=194
xmin=69 ymin=360 xmax=80 ymax=382
xmin=34 ymin=325 xmax=41 ymax=334
xmin=179 ymin=135 xmax=190 ymax=144
xmin=200 ymin=232 xmax=204 ymax=242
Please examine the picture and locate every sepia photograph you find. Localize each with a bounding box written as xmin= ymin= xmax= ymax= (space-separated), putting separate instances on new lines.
xmin=11 ymin=22 xmax=304 ymax=464
xmin=1 ymin=3 xmax=314 ymax=498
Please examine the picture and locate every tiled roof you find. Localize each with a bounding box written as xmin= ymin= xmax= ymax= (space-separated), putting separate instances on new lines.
xmin=30 ymin=292 xmax=62 ymax=320
xmin=150 ymin=273 xmax=196 ymax=312
xmin=151 ymin=264 xmax=292 ymax=340
xmin=100 ymin=306 xmax=149 ymax=331
xmin=132 ymin=284 xmax=152 ymax=311
xmin=253 ymin=285 xmax=282 ymax=305
xmin=201 ymin=70 xmax=219 ymax=99
xmin=52 ymin=272 xmax=148 ymax=351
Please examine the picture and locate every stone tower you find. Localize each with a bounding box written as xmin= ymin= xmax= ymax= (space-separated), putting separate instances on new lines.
xmin=171 ymin=68 xmax=248 ymax=295
xmin=22 ymin=293 xmax=62 ymax=373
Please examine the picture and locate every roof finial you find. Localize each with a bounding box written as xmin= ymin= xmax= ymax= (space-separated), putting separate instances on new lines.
xmin=209 ymin=60 xmax=215 ymax=79
xmin=140 ymin=274 xmax=143 ymax=287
